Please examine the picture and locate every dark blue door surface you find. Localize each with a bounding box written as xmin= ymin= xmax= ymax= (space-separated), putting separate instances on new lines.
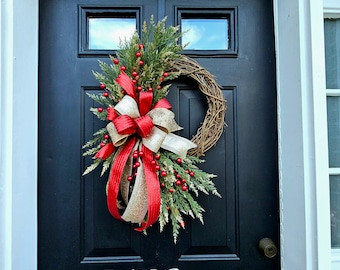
xmin=39 ymin=0 xmax=279 ymax=269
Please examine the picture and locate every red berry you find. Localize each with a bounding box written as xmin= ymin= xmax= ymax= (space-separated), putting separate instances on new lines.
xmin=181 ymin=185 xmax=188 ymax=191
xmin=103 ymin=92 xmax=109 ymax=97
xmin=189 ymin=171 xmax=195 ymax=177
xmin=163 ymin=72 xmax=169 ymax=77
xmin=160 ymin=183 xmax=166 ymax=188
xmin=155 ymin=165 xmax=160 ymax=171
xmin=138 ymin=151 xmax=144 ymax=157
xmin=137 ymin=86 xmax=142 ymax=91
xmin=100 ymin=83 xmax=106 ymax=89
xmin=97 ymin=107 xmax=103 ymax=112
xmin=121 ymin=90 xmax=126 ymax=95
xmin=139 ymin=60 xmax=144 ymax=66
xmin=113 ymin=58 xmax=119 ymax=64
xmin=159 ymin=77 xmax=164 ymax=82
xmin=100 ymin=142 xmax=106 ymax=147
xmin=134 ymin=161 xmax=141 ymax=167
xmin=133 ymin=152 xmax=139 ymax=159
xmin=176 ymin=180 xmax=182 ymax=186
xmin=132 ymin=79 xmax=137 ymax=84
xmin=148 ymin=87 xmax=153 ymax=92
xmin=121 ymin=66 xmax=126 ymax=71
xmin=132 ymin=71 xmax=138 ymax=77
xmin=181 ymin=179 xmax=186 ymax=184
xmin=104 ymin=134 xmax=109 ymax=139
xmin=154 ymin=154 xmax=160 ymax=160
xmin=127 ymin=176 xmax=133 ymax=181
xmin=157 ymin=85 xmax=162 ymax=90
xmin=168 ymin=188 xmax=174 ymax=193
xmin=176 ymin=158 xmax=182 ymax=164
xmin=135 ymin=75 xmax=140 ymax=80
xmin=138 ymin=44 xmax=144 ymax=49
xmin=161 ymin=171 xmax=167 ymax=177
xmin=136 ymin=51 xmax=141 ymax=57
xmin=151 ymin=160 xmax=157 ymax=165
xmin=176 ymin=174 xmax=181 ymax=179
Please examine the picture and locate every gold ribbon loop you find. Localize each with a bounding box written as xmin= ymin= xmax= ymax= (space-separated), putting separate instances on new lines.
xmin=114 ymin=95 xmax=140 ymax=118
xmin=148 ymin=108 xmax=182 ymax=132
xmin=161 ymin=133 xmax=197 ymax=158
xmin=142 ymin=127 xmax=167 ymax=153
xmin=106 ymin=122 xmax=129 ymax=146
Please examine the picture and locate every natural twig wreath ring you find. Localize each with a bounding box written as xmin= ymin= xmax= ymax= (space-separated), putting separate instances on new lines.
xmin=172 ymin=56 xmax=227 ymax=157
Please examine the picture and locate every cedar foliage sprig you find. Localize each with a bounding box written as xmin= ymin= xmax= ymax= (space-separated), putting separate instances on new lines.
xmin=158 ymin=150 xmax=220 ymax=242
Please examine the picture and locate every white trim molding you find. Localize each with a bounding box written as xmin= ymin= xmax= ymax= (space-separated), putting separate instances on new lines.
xmin=274 ymin=0 xmax=331 ymax=269
xmin=0 ymin=0 xmax=38 ymax=270
xmin=324 ymin=0 xmax=340 ymax=17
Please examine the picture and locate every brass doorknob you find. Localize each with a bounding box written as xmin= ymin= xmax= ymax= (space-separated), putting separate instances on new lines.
xmin=258 ymin=237 xmax=277 ymax=258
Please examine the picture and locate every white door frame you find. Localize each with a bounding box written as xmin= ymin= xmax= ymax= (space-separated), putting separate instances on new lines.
xmin=0 ymin=0 xmax=331 ymax=269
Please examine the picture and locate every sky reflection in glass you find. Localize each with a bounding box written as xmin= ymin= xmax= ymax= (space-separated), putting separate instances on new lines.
xmin=182 ymin=18 xmax=229 ymax=50
xmin=88 ymin=18 xmax=136 ymax=50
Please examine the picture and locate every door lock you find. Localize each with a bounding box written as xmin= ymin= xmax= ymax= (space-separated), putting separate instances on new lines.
xmin=258 ymin=237 xmax=277 ymax=258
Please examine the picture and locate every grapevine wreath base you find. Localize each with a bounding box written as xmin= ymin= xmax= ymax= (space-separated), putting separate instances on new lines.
xmin=171 ymin=56 xmax=226 ymax=157
xmin=82 ymin=17 xmax=227 ymax=242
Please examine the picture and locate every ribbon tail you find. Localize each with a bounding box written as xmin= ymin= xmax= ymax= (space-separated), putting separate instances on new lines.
xmin=121 ymin=160 xmax=148 ymax=223
xmin=94 ymin=142 xmax=115 ymax=160
xmin=115 ymin=71 xmax=136 ymax=100
xmin=135 ymin=145 xmax=161 ymax=231
xmin=106 ymin=137 xmax=137 ymax=221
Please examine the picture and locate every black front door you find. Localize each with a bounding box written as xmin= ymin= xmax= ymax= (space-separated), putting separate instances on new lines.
xmin=39 ymin=0 xmax=279 ymax=269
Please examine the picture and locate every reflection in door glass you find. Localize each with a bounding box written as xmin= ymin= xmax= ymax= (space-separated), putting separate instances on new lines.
xmin=88 ymin=18 xmax=136 ymax=50
xmin=181 ymin=18 xmax=229 ymax=50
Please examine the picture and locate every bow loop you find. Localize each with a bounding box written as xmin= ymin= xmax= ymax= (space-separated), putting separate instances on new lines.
xmin=135 ymin=115 xmax=154 ymax=137
xmin=113 ymin=115 xmax=137 ymax=135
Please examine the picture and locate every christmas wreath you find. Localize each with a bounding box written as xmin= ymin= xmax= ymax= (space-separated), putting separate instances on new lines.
xmin=83 ymin=17 xmax=226 ymax=242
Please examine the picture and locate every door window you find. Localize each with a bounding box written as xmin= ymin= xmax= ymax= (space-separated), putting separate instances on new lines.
xmin=88 ymin=17 xmax=136 ymax=50
xmin=79 ymin=6 xmax=140 ymax=55
xmin=181 ymin=18 xmax=229 ymax=50
xmin=177 ymin=8 xmax=237 ymax=56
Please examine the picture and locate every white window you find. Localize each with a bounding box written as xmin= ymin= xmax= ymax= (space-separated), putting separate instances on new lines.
xmin=324 ymin=0 xmax=340 ymax=268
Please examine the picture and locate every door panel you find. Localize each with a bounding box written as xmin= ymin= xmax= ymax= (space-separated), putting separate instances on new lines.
xmin=39 ymin=0 xmax=278 ymax=269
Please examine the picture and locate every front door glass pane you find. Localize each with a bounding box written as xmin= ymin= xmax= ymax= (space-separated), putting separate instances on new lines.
xmin=88 ymin=18 xmax=136 ymax=50
xmin=181 ymin=18 xmax=229 ymax=50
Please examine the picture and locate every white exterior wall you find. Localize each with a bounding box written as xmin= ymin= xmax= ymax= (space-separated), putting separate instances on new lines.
xmin=0 ymin=0 xmax=38 ymax=270
xmin=0 ymin=0 xmax=332 ymax=269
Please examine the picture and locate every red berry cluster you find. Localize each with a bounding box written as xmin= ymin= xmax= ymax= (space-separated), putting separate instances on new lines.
xmin=99 ymin=134 xmax=110 ymax=148
xmin=159 ymin=157 xmax=195 ymax=193
xmin=174 ymin=170 xmax=188 ymax=192
xmin=151 ymin=153 xmax=161 ymax=171
xmin=110 ymin=44 xmax=169 ymax=95
xmin=127 ymin=150 xmax=145 ymax=182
